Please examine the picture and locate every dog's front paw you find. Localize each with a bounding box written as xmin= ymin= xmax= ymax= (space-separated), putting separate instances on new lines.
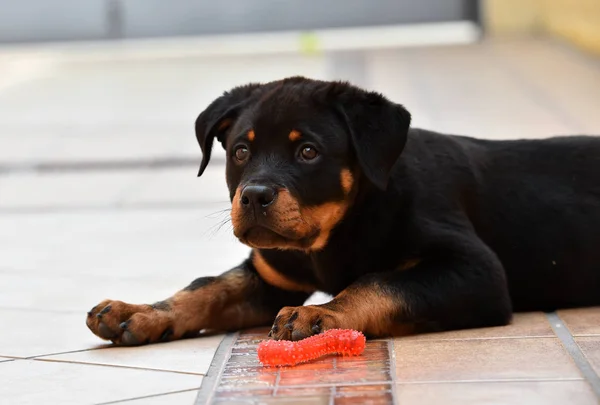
xmin=86 ymin=299 xmax=175 ymax=346
xmin=269 ymin=305 xmax=341 ymax=341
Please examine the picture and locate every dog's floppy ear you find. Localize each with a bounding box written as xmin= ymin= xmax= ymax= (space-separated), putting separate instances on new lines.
xmin=324 ymin=82 xmax=411 ymax=190
xmin=195 ymin=83 xmax=261 ymax=177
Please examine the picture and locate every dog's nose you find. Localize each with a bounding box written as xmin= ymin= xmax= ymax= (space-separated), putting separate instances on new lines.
xmin=240 ymin=185 xmax=277 ymax=208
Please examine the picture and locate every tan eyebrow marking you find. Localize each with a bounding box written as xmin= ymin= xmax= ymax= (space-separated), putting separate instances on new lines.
xmin=247 ymin=130 xmax=255 ymax=141
xmin=289 ymin=130 xmax=302 ymax=142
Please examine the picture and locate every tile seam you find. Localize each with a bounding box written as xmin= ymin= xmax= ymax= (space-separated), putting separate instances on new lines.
xmin=546 ymin=312 xmax=600 ymax=399
xmin=195 ymin=332 xmax=238 ymax=405
xmin=388 ymin=338 xmax=400 ymax=404
xmin=34 ymin=357 xmax=205 ymax=376
xmin=94 ymin=388 xmax=200 ymax=405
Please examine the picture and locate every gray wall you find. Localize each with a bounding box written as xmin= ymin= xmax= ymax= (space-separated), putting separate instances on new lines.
xmin=0 ymin=0 xmax=108 ymax=42
xmin=0 ymin=0 xmax=478 ymax=43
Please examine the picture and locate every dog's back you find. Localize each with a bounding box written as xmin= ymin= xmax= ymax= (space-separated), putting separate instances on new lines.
xmin=423 ymin=132 xmax=600 ymax=311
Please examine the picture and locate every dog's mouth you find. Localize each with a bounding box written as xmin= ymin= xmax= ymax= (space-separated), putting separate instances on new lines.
xmin=238 ymin=225 xmax=318 ymax=250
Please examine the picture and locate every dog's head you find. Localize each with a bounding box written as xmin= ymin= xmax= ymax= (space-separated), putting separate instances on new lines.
xmin=195 ymin=77 xmax=411 ymax=250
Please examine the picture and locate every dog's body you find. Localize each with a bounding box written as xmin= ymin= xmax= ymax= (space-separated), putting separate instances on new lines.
xmin=87 ymin=77 xmax=600 ymax=345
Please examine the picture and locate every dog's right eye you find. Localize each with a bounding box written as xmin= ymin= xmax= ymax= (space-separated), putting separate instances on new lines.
xmin=234 ymin=145 xmax=250 ymax=162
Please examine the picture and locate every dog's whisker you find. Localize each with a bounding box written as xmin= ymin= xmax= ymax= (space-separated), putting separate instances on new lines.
xmin=204 ymin=208 xmax=232 ymax=219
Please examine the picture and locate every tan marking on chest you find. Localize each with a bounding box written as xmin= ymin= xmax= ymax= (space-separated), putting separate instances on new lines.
xmin=252 ymin=250 xmax=315 ymax=292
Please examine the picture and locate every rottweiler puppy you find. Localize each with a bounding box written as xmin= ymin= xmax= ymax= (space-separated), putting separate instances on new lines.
xmin=87 ymin=76 xmax=600 ymax=345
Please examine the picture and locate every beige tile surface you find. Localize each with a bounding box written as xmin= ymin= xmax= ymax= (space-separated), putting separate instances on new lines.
xmin=401 ymin=313 xmax=554 ymax=341
xmin=42 ymin=334 xmax=223 ymax=374
xmin=370 ymin=42 xmax=579 ymax=140
xmin=575 ymin=336 xmax=600 ymax=376
xmin=0 ymin=172 xmax=143 ymax=208
xmin=118 ymin=166 xmax=230 ymax=206
xmin=0 ymin=271 xmax=184 ymax=314
xmin=488 ymin=40 xmax=600 ymax=134
xmin=0 ymin=209 xmax=249 ymax=283
xmin=0 ymin=359 xmax=202 ymax=405
xmin=0 ymin=309 xmax=106 ymax=358
xmin=101 ymin=389 xmax=199 ymax=404
xmin=559 ymin=307 xmax=600 ymax=336
xmin=394 ymin=338 xmax=581 ymax=382
xmin=395 ymin=380 xmax=598 ymax=405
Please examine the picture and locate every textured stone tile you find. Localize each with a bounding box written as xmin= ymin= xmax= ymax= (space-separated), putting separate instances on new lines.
xmin=394 ymin=338 xmax=581 ymax=382
xmin=559 ymin=307 xmax=600 ymax=336
xmin=400 ymin=312 xmax=554 ymax=341
xmin=395 ymin=380 xmax=598 ymax=405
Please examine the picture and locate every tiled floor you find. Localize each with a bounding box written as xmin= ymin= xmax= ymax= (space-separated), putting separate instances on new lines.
xmin=0 ymin=36 xmax=599 ymax=404
xmin=201 ymin=328 xmax=394 ymax=404
xmin=196 ymin=311 xmax=600 ymax=404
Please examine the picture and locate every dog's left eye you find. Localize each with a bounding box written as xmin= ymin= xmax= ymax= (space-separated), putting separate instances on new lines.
xmin=299 ymin=145 xmax=319 ymax=161
xmin=234 ymin=145 xmax=250 ymax=162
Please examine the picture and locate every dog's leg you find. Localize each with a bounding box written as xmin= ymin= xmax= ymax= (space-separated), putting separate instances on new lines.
xmin=270 ymin=236 xmax=513 ymax=340
xmin=86 ymin=258 xmax=310 ymax=345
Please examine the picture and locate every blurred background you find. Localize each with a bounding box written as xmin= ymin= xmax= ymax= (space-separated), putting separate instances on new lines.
xmin=0 ymin=0 xmax=599 ymax=364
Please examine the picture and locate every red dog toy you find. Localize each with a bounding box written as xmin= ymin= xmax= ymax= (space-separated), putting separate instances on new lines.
xmin=257 ymin=329 xmax=366 ymax=367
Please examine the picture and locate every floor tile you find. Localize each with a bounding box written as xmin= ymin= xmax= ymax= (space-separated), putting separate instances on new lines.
xmin=394 ymin=338 xmax=581 ymax=382
xmin=0 ymin=171 xmax=143 ymax=208
xmin=575 ymin=336 xmax=600 ymax=376
xmin=488 ymin=40 xmax=600 ymax=134
xmin=0 ymin=271 xmax=183 ymax=313
xmin=400 ymin=312 xmax=554 ymax=341
xmin=0 ymin=359 xmax=202 ymax=405
xmin=118 ymin=166 xmax=230 ymax=205
xmin=106 ymin=389 xmax=199 ymax=404
xmin=334 ymin=384 xmax=394 ymax=405
xmin=559 ymin=307 xmax=600 ymax=336
xmin=395 ymin=380 xmax=598 ymax=405
xmin=0 ymin=308 xmax=106 ymax=358
xmin=369 ymin=41 xmax=579 ymax=139
xmin=42 ymin=334 xmax=223 ymax=374
xmin=0 ymin=209 xmax=250 ymax=282
xmin=209 ymin=329 xmax=393 ymax=404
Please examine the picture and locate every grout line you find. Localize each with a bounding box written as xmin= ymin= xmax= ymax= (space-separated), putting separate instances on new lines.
xmin=216 ymin=377 xmax=584 ymax=392
xmin=0 ymin=347 xmax=107 ymax=360
xmin=328 ymin=386 xmax=335 ymax=405
xmin=388 ymin=338 xmax=400 ymax=402
xmin=95 ymin=388 xmax=200 ymax=405
xmin=396 ymin=335 xmax=558 ymax=342
xmin=220 ymin=380 xmax=395 ymax=391
xmin=34 ymin=357 xmax=206 ymax=376
xmin=0 ymin=201 xmax=228 ymax=214
xmin=546 ymin=312 xmax=600 ymax=399
xmin=195 ymin=332 xmax=238 ymax=405
xmin=273 ymin=365 xmax=282 ymax=396
xmin=26 ymin=347 xmax=110 ymax=359
xmin=395 ymin=377 xmax=585 ymax=385
xmin=0 ymin=156 xmax=220 ymax=175
xmin=329 ymin=357 xmax=338 ymax=404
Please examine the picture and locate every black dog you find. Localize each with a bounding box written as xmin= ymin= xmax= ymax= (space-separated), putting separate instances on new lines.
xmin=87 ymin=77 xmax=600 ymax=345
